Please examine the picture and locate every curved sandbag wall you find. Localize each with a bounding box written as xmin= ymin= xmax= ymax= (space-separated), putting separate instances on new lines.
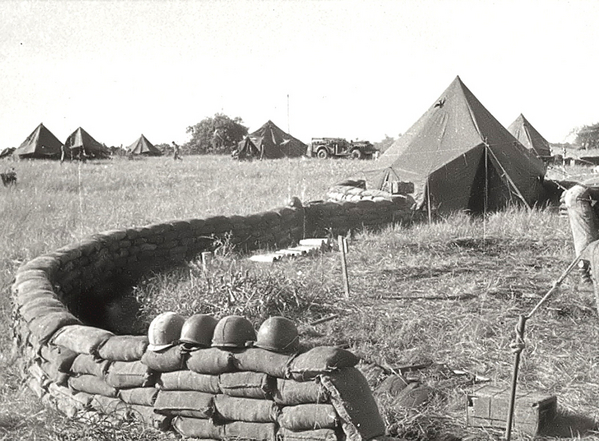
xmin=10 ymin=194 xmax=415 ymax=440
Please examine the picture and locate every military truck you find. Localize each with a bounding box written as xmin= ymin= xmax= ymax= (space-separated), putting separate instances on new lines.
xmin=308 ymin=137 xmax=378 ymax=159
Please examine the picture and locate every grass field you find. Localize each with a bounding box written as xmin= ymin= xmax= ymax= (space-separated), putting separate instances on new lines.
xmin=1 ymin=156 xmax=599 ymax=440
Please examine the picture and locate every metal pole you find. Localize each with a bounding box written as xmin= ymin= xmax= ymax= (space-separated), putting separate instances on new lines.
xmin=338 ymin=236 xmax=350 ymax=299
xmin=505 ymin=315 xmax=527 ymax=441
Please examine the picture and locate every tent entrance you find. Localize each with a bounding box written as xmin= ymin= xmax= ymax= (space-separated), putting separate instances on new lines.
xmin=467 ymin=147 xmax=514 ymax=214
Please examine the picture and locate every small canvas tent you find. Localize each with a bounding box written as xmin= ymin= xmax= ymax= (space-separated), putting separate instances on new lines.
xmin=13 ymin=123 xmax=63 ymax=159
xmin=249 ymin=120 xmax=307 ymax=159
xmin=234 ymin=137 xmax=261 ymax=160
xmin=126 ymin=134 xmax=162 ymax=156
xmin=371 ymin=76 xmax=546 ymax=215
xmin=507 ymin=114 xmax=552 ymax=160
xmin=64 ymin=127 xmax=111 ymax=159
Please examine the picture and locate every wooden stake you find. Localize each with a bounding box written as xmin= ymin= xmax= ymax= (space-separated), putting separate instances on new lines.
xmin=338 ymin=236 xmax=350 ymax=299
xmin=201 ymin=251 xmax=213 ymax=272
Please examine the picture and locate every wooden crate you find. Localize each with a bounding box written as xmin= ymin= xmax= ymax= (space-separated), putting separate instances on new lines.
xmin=467 ymin=385 xmax=557 ymax=436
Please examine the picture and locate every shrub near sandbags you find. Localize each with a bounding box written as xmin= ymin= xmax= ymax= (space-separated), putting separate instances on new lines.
xmin=157 ymin=370 xmax=221 ymax=394
xmin=219 ymin=372 xmax=275 ymax=399
xmin=288 ymin=347 xmax=360 ymax=381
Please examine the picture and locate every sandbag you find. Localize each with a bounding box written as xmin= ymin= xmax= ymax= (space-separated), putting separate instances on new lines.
xmin=224 ymin=421 xmax=276 ymax=441
xmin=39 ymin=344 xmax=78 ymax=372
xmin=278 ymin=404 xmax=338 ymax=431
xmin=118 ymin=387 xmax=159 ymax=406
xmin=278 ymin=427 xmax=339 ymax=441
xmin=50 ymin=325 xmax=113 ymax=356
xmin=105 ymin=360 xmax=153 ymax=388
xmin=219 ymin=371 xmax=275 ymax=399
xmin=320 ymin=368 xmax=386 ymax=441
xmin=39 ymin=361 xmax=69 ymax=386
xmin=128 ymin=404 xmax=171 ymax=431
xmin=233 ymin=347 xmax=296 ymax=378
xmin=90 ymin=394 xmax=128 ymax=417
xmin=214 ymin=394 xmax=279 ymax=423
xmin=289 ymin=347 xmax=359 ymax=381
xmin=97 ymin=335 xmax=149 ymax=362
xmin=172 ymin=416 xmax=224 ymax=439
xmin=157 ymin=370 xmax=221 ymax=393
xmin=274 ymin=379 xmax=329 ymax=406
xmin=141 ymin=345 xmax=186 ymax=372
xmin=19 ymin=296 xmax=64 ymax=317
xmin=68 ymin=375 xmax=118 ymax=398
xmin=14 ymin=288 xmax=57 ymax=308
xmin=28 ymin=311 xmax=81 ymax=344
xmin=186 ymin=347 xmax=235 ymax=375
xmin=71 ymin=354 xmax=110 ymax=378
xmin=154 ymin=390 xmax=215 ymax=419
xmin=47 ymin=382 xmax=93 ymax=409
xmin=21 ymin=305 xmax=67 ymax=324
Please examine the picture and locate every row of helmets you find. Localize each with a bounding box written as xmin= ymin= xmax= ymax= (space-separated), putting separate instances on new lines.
xmin=147 ymin=312 xmax=300 ymax=354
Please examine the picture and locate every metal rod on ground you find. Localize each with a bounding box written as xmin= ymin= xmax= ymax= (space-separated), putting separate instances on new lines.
xmin=504 ymin=252 xmax=585 ymax=440
xmin=338 ymin=236 xmax=350 ymax=299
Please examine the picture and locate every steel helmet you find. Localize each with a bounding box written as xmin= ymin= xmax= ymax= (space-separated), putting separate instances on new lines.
xmin=147 ymin=312 xmax=186 ymax=352
xmin=255 ymin=316 xmax=300 ymax=354
xmin=180 ymin=314 xmax=218 ymax=347
xmin=211 ymin=315 xmax=256 ymax=349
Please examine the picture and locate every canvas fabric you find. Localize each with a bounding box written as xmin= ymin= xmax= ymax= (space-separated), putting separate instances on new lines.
xmin=278 ymin=404 xmax=339 ymax=431
xmin=249 ymin=120 xmax=307 ymax=159
xmin=13 ymin=123 xmax=63 ymax=159
xmin=371 ymin=76 xmax=546 ymax=214
xmin=507 ymin=114 xmax=552 ymax=159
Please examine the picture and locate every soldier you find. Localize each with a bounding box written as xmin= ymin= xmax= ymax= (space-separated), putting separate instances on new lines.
xmin=172 ymin=141 xmax=182 ymax=161
xmin=562 ymin=181 xmax=599 ymax=284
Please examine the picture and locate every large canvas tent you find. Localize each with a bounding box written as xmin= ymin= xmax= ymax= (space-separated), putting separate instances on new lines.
xmin=371 ymin=76 xmax=546 ymax=215
xmin=64 ymin=127 xmax=111 ymax=159
xmin=248 ymin=120 xmax=307 ymax=159
xmin=13 ymin=123 xmax=63 ymax=159
xmin=507 ymin=113 xmax=552 ymax=160
xmin=126 ymin=134 xmax=162 ymax=156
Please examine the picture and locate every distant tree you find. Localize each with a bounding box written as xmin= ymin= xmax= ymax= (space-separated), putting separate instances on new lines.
xmin=185 ymin=113 xmax=248 ymax=155
xmin=373 ymin=134 xmax=399 ymax=154
xmin=576 ymin=123 xmax=599 ymax=150
xmin=155 ymin=143 xmax=171 ymax=156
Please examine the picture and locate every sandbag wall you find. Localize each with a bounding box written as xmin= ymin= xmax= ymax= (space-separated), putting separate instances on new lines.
xmin=306 ymin=192 xmax=416 ymax=238
xmin=9 ymin=195 xmax=411 ymax=438
xmin=19 ymin=326 xmax=385 ymax=441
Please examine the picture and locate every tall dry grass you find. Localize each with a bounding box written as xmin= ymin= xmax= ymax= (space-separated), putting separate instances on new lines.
xmin=1 ymin=156 xmax=598 ymax=440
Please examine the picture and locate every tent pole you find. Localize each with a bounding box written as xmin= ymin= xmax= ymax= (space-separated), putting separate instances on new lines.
xmin=427 ymin=181 xmax=432 ymax=224
xmin=484 ymin=142 xmax=488 ymax=239
xmin=486 ymin=147 xmax=532 ymax=210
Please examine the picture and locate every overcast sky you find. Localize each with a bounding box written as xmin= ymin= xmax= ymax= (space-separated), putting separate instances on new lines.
xmin=1 ymin=0 xmax=598 ymax=148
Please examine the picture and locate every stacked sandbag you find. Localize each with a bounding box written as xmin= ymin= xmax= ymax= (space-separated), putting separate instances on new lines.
xmin=306 ymin=191 xmax=416 ymax=237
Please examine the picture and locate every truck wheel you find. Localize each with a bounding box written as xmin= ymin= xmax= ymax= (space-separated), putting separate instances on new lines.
xmin=351 ymin=149 xmax=363 ymax=159
xmin=317 ymin=149 xmax=329 ymax=159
